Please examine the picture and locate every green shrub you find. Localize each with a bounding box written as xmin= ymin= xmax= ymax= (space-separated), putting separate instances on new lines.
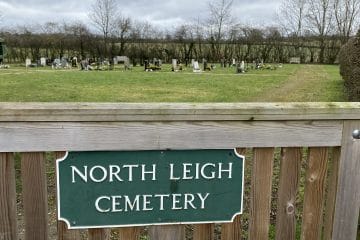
xmin=339 ymin=31 xmax=360 ymax=101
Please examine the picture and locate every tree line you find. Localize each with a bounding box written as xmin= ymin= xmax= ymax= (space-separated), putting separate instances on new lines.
xmin=0 ymin=0 xmax=359 ymax=65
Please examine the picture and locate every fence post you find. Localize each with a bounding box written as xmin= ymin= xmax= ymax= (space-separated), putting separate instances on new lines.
xmin=332 ymin=121 xmax=360 ymax=240
xmin=0 ymin=153 xmax=17 ymax=240
xmin=149 ymin=225 xmax=185 ymax=240
xmin=21 ymin=152 xmax=48 ymax=240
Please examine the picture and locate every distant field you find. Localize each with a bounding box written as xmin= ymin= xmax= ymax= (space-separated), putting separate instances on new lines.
xmin=0 ymin=63 xmax=345 ymax=102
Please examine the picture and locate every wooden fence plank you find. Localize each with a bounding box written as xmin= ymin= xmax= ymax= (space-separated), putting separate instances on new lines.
xmin=275 ymin=148 xmax=302 ymax=240
xmin=0 ymin=121 xmax=343 ymax=152
xmin=193 ymin=224 xmax=214 ymax=240
xmin=248 ymin=148 xmax=275 ymax=240
xmin=300 ymin=147 xmax=329 ymax=240
xmin=88 ymin=228 xmax=110 ymax=240
xmin=118 ymin=227 xmax=141 ymax=240
xmin=323 ymin=147 xmax=341 ymax=240
xmin=0 ymin=153 xmax=17 ymax=240
xmin=1 ymin=102 xmax=360 ymax=122
xmin=21 ymin=152 xmax=48 ymax=240
xmin=149 ymin=225 xmax=185 ymax=240
xmin=54 ymin=151 xmax=81 ymax=240
xmin=221 ymin=148 xmax=246 ymax=240
xmin=332 ymin=121 xmax=360 ymax=240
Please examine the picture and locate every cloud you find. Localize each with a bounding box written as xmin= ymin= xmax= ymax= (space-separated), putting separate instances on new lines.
xmin=0 ymin=0 xmax=281 ymax=29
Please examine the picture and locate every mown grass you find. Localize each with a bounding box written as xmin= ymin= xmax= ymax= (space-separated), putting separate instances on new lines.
xmin=0 ymin=63 xmax=345 ymax=102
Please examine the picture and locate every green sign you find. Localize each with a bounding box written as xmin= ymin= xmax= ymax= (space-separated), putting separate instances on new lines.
xmin=57 ymin=150 xmax=244 ymax=229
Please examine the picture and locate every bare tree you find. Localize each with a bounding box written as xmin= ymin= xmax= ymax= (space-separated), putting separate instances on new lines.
xmin=114 ymin=16 xmax=132 ymax=56
xmin=277 ymin=0 xmax=307 ymax=59
xmin=305 ymin=0 xmax=333 ymax=63
xmin=277 ymin=0 xmax=307 ymax=37
xmin=333 ymin=0 xmax=360 ymax=43
xmin=207 ymin=0 xmax=234 ymax=60
xmin=89 ymin=0 xmax=119 ymax=58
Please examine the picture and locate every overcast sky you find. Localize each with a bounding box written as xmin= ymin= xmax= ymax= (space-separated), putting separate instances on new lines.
xmin=0 ymin=0 xmax=282 ymax=30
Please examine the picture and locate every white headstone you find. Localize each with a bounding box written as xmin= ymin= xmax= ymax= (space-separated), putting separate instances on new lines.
xmin=40 ymin=58 xmax=46 ymax=67
xmin=172 ymin=59 xmax=177 ymax=69
xmin=232 ymin=59 xmax=236 ymax=66
xmin=240 ymin=61 xmax=245 ymax=73
xmin=193 ymin=61 xmax=201 ymax=73
xmin=25 ymin=58 xmax=31 ymax=67
xmin=113 ymin=58 xmax=118 ymax=65
xmin=191 ymin=59 xmax=195 ymax=67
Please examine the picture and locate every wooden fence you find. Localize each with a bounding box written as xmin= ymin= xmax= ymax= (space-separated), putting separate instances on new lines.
xmin=0 ymin=102 xmax=359 ymax=240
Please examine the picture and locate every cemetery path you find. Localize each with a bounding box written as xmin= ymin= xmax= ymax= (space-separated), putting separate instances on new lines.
xmin=251 ymin=65 xmax=330 ymax=102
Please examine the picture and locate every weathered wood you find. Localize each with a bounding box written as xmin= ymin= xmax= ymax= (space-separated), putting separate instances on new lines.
xmin=193 ymin=224 xmax=214 ymax=240
xmin=300 ymin=147 xmax=329 ymax=240
xmin=0 ymin=121 xmax=342 ymax=152
xmin=248 ymin=148 xmax=275 ymax=240
xmin=323 ymin=147 xmax=341 ymax=240
xmin=149 ymin=225 xmax=185 ymax=240
xmin=21 ymin=152 xmax=48 ymax=240
xmin=275 ymin=148 xmax=302 ymax=240
xmin=221 ymin=148 xmax=246 ymax=240
xmin=332 ymin=121 xmax=360 ymax=240
xmin=55 ymin=151 xmax=81 ymax=240
xmin=88 ymin=228 xmax=110 ymax=240
xmin=1 ymin=102 xmax=360 ymax=121
xmin=0 ymin=153 xmax=17 ymax=240
xmin=118 ymin=227 xmax=141 ymax=240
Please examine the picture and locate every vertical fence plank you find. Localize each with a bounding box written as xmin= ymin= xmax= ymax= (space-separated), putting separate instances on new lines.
xmin=193 ymin=224 xmax=214 ymax=240
xmin=300 ymin=147 xmax=329 ymax=240
xmin=118 ymin=227 xmax=141 ymax=240
xmin=275 ymin=148 xmax=301 ymax=240
xmin=323 ymin=147 xmax=341 ymax=240
xmin=221 ymin=148 xmax=246 ymax=240
xmin=0 ymin=153 xmax=17 ymax=240
xmin=88 ymin=228 xmax=110 ymax=240
xmin=21 ymin=152 xmax=48 ymax=240
xmin=248 ymin=148 xmax=275 ymax=240
xmin=55 ymin=151 xmax=81 ymax=240
xmin=332 ymin=121 xmax=360 ymax=240
xmin=149 ymin=225 xmax=185 ymax=240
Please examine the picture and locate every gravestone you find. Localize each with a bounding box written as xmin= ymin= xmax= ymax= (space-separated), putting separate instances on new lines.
xmin=113 ymin=57 xmax=118 ymax=65
xmin=172 ymin=59 xmax=177 ymax=71
xmin=40 ymin=58 xmax=46 ymax=67
xmin=232 ymin=59 xmax=236 ymax=66
xmin=193 ymin=61 xmax=201 ymax=73
xmin=25 ymin=59 xmax=31 ymax=67
xmin=191 ymin=59 xmax=195 ymax=67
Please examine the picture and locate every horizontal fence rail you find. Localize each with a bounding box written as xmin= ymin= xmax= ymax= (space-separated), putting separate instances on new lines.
xmin=0 ymin=103 xmax=359 ymax=240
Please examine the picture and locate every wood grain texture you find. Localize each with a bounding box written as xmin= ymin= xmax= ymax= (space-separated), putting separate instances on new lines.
xmin=193 ymin=224 xmax=214 ymax=240
xmin=0 ymin=153 xmax=17 ymax=240
xmin=332 ymin=121 xmax=360 ymax=240
xmin=149 ymin=225 xmax=185 ymax=240
xmin=275 ymin=148 xmax=302 ymax=240
xmin=248 ymin=148 xmax=275 ymax=240
xmin=88 ymin=228 xmax=110 ymax=240
xmin=220 ymin=148 xmax=246 ymax=240
xmin=300 ymin=148 xmax=329 ymax=240
xmin=21 ymin=152 xmax=48 ymax=240
xmin=54 ymin=152 xmax=81 ymax=240
xmin=323 ymin=147 xmax=341 ymax=240
xmin=117 ymin=227 xmax=141 ymax=240
xmin=0 ymin=120 xmax=342 ymax=152
xmin=1 ymin=102 xmax=360 ymax=121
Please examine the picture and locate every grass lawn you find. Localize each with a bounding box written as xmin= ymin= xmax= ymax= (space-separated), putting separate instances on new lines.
xmin=0 ymin=63 xmax=346 ymax=102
